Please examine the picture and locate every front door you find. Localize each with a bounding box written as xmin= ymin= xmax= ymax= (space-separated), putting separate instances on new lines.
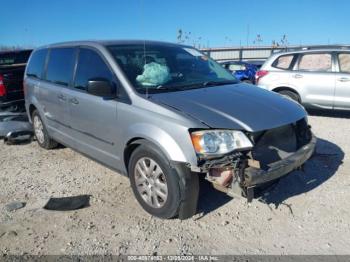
xmin=68 ymin=47 xmax=120 ymax=168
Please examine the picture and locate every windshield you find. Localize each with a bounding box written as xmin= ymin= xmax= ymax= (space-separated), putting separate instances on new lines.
xmin=107 ymin=44 xmax=237 ymax=93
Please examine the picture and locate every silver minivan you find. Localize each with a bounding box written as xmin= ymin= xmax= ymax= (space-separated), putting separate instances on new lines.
xmin=257 ymin=49 xmax=350 ymax=110
xmin=24 ymin=40 xmax=316 ymax=219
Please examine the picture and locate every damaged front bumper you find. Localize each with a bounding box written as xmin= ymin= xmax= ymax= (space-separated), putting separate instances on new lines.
xmin=244 ymin=133 xmax=316 ymax=187
xmin=203 ymin=132 xmax=316 ymax=201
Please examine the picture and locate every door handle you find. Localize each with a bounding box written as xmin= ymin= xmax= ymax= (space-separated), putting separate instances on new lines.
xmin=338 ymin=77 xmax=350 ymax=82
xmin=57 ymin=94 xmax=66 ymax=101
xmin=69 ymin=98 xmax=79 ymax=105
xmin=293 ymin=74 xmax=303 ymax=79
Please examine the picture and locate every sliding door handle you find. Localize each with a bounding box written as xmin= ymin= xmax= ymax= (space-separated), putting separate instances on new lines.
xmin=293 ymin=74 xmax=303 ymax=79
xmin=57 ymin=94 xmax=66 ymax=101
xmin=69 ymin=98 xmax=79 ymax=105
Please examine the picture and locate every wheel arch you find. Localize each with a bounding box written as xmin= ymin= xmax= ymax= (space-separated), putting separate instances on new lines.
xmin=124 ymin=137 xmax=199 ymax=219
xmin=26 ymin=96 xmax=43 ymax=123
xmin=28 ymin=104 xmax=37 ymax=118
xmin=272 ymin=86 xmax=301 ymax=101
xmin=123 ymin=137 xmax=146 ymax=175
xmin=122 ymin=127 xmax=189 ymax=176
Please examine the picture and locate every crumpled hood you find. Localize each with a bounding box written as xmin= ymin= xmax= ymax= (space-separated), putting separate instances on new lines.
xmin=150 ymin=84 xmax=307 ymax=132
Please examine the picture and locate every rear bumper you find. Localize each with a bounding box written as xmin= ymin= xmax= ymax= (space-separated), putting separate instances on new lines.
xmin=244 ymin=133 xmax=316 ymax=186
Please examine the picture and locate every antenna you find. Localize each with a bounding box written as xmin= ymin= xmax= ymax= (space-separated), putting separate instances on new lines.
xmin=143 ymin=39 xmax=148 ymax=98
xmin=139 ymin=0 xmax=148 ymax=98
xmin=246 ymin=24 xmax=250 ymax=46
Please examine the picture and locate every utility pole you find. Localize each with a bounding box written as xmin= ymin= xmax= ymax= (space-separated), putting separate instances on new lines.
xmin=246 ymin=24 xmax=250 ymax=46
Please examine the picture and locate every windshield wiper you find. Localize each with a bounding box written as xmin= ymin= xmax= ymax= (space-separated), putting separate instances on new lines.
xmin=174 ymin=80 xmax=237 ymax=90
xmin=141 ymin=80 xmax=238 ymax=93
xmin=155 ymin=85 xmax=185 ymax=91
xmin=202 ymin=80 xmax=238 ymax=87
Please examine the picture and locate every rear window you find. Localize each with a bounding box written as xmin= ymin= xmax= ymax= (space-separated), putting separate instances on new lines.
xmin=228 ymin=63 xmax=246 ymax=71
xmin=273 ymin=55 xmax=294 ymax=69
xmin=338 ymin=53 xmax=350 ymax=73
xmin=26 ymin=49 xmax=48 ymax=79
xmin=298 ymin=53 xmax=332 ymax=72
xmin=0 ymin=50 xmax=32 ymax=66
xmin=46 ymin=48 xmax=76 ymax=86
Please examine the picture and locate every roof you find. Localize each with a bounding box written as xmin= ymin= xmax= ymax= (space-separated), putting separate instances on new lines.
xmin=37 ymin=40 xmax=192 ymax=50
xmin=273 ymin=48 xmax=350 ymax=56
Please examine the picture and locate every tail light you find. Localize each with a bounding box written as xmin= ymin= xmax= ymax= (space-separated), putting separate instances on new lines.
xmin=255 ymin=70 xmax=269 ymax=84
xmin=0 ymin=74 xmax=6 ymax=96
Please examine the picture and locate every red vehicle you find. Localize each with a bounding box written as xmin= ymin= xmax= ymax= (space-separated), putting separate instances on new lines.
xmin=0 ymin=49 xmax=32 ymax=110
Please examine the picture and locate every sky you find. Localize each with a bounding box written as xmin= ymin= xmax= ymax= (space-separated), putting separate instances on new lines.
xmin=1 ymin=0 xmax=349 ymax=48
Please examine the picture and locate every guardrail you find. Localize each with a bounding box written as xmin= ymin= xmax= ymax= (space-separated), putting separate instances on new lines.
xmin=201 ymin=45 xmax=350 ymax=62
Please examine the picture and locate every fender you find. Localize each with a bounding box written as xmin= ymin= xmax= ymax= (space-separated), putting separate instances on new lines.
xmin=124 ymin=123 xmax=188 ymax=163
xmin=26 ymin=96 xmax=43 ymax=123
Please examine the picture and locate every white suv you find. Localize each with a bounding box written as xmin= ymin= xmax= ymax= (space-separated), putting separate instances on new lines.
xmin=256 ymin=49 xmax=350 ymax=110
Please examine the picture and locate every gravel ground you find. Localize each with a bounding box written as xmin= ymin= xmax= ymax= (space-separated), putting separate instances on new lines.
xmin=0 ymin=111 xmax=349 ymax=255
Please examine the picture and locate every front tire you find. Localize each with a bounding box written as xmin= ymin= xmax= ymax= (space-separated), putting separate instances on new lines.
xmin=128 ymin=144 xmax=191 ymax=219
xmin=32 ymin=110 xmax=58 ymax=149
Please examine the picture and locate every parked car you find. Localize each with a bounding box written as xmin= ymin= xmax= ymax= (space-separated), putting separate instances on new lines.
xmin=247 ymin=60 xmax=265 ymax=70
xmin=220 ymin=61 xmax=258 ymax=84
xmin=24 ymin=41 xmax=315 ymax=219
xmin=0 ymin=49 xmax=32 ymax=110
xmin=256 ymin=48 xmax=350 ymax=110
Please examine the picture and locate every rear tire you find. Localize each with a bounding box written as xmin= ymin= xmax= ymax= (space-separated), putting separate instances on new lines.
xmin=278 ymin=90 xmax=300 ymax=103
xmin=128 ymin=144 xmax=195 ymax=219
xmin=32 ymin=110 xmax=58 ymax=149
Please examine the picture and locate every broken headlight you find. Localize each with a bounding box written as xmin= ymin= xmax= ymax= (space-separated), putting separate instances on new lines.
xmin=190 ymin=130 xmax=253 ymax=155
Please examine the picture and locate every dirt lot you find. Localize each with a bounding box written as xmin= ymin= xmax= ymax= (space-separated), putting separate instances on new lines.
xmin=0 ymin=111 xmax=349 ymax=255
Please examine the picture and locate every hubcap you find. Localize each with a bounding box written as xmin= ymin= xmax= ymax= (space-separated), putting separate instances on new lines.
xmin=134 ymin=157 xmax=168 ymax=208
xmin=33 ymin=115 xmax=45 ymax=144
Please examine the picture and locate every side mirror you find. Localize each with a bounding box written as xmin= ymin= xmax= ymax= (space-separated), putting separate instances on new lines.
xmin=87 ymin=78 xmax=116 ymax=98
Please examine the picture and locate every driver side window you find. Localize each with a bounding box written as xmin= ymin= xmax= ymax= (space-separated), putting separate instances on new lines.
xmin=74 ymin=48 xmax=114 ymax=91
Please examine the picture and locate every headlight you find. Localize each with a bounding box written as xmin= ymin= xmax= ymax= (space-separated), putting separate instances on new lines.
xmin=190 ymin=130 xmax=253 ymax=155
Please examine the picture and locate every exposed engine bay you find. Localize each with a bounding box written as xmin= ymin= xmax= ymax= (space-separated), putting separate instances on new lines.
xmin=197 ymin=118 xmax=315 ymax=202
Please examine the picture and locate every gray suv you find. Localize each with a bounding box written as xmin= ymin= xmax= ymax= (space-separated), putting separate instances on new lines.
xmin=257 ymin=49 xmax=350 ymax=110
xmin=24 ymin=40 xmax=316 ymax=219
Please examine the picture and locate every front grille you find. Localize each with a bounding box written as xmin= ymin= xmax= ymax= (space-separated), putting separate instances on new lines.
xmin=250 ymin=118 xmax=311 ymax=168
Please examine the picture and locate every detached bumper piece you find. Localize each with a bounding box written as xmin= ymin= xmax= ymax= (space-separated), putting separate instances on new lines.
xmin=244 ymin=134 xmax=316 ymax=187
xmin=0 ymin=110 xmax=33 ymax=143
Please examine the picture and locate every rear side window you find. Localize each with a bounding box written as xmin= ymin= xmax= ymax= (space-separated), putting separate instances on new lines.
xmin=298 ymin=53 xmax=332 ymax=72
xmin=338 ymin=53 xmax=350 ymax=73
xmin=74 ymin=48 xmax=114 ymax=91
xmin=46 ymin=48 xmax=76 ymax=86
xmin=273 ymin=55 xmax=294 ymax=69
xmin=26 ymin=49 xmax=48 ymax=79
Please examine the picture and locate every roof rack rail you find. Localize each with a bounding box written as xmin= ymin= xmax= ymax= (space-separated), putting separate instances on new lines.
xmin=281 ymin=45 xmax=350 ymax=52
